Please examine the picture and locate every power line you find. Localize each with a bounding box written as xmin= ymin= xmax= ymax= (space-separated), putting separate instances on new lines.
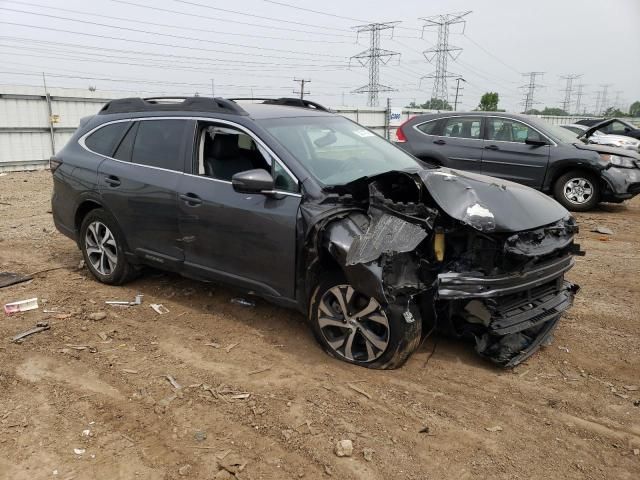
xmin=263 ymin=0 xmax=367 ymax=23
xmin=420 ymin=11 xmax=471 ymax=103
xmin=293 ymin=78 xmax=311 ymax=99
xmin=520 ymin=72 xmax=544 ymax=112
xmin=350 ymin=22 xmax=401 ymax=107
xmin=559 ymin=74 xmax=582 ymax=112
xmin=3 ymin=0 xmax=349 ymax=44
xmin=461 ymin=33 xmax=521 ymax=75
xmin=0 ymin=7 xmax=346 ymax=59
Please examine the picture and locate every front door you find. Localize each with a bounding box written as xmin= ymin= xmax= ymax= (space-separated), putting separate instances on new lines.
xmin=481 ymin=117 xmax=550 ymax=188
xmin=97 ymin=118 xmax=193 ymax=270
xmin=178 ymin=121 xmax=301 ymax=299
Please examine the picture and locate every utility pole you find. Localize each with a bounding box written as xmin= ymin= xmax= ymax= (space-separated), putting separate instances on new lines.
xmin=420 ymin=11 xmax=471 ymax=104
xmin=293 ymin=78 xmax=311 ymax=100
xmin=211 ymin=78 xmax=215 ymax=97
xmin=453 ymin=77 xmax=465 ymax=111
xmin=574 ymin=83 xmax=586 ymax=115
xmin=42 ymin=72 xmax=56 ymax=156
xmin=560 ymin=74 xmax=581 ymax=113
xmin=520 ymin=72 xmax=544 ymax=113
xmin=350 ymin=22 xmax=400 ymax=107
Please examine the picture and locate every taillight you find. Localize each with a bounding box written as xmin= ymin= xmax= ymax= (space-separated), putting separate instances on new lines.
xmin=395 ymin=121 xmax=409 ymax=142
xmin=49 ymin=156 xmax=62 ymax=173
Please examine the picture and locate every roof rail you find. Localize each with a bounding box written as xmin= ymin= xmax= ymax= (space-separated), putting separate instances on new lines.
xmin=229 ymin=97 xmax=331 ymax=112
xmin=98 ymin=96 xmax=248 ymax=116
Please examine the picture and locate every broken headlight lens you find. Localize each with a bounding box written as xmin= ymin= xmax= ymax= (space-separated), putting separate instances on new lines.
xmin=600 ymin=154 xmax=637 ymax=169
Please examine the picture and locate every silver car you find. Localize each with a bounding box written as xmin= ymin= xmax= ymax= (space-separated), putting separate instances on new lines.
xmin=561 ymin=123 xmax=640 ymax=152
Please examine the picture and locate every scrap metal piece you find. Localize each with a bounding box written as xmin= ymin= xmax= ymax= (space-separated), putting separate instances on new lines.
xmin=345 ymin=213 xmax=427 ymax=265
xmin=4 ymin=297 xmax=39 ymax=315
xmin=0 ymin=272 xmax=33 ymax=289
xmin=105 ymin=294 xmax=143 ymax=306
xmin=150 ymin=303 xmax=169 ymax=315
xmin=164 ymin=374 xmax=182 ymax=389
xmin=11 ymin=322 xmax=50 ymax=343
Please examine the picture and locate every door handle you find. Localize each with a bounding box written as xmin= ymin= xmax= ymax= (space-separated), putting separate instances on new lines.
xmin=104 ymin=175 xmax=121 ymax=187
xmin=179 ymin=193 xmax=202 ymax=206
xmin=433 ymin=139 xmax=446 ymax=145
xmin=484 ymin=144 xmax=499 ymax=150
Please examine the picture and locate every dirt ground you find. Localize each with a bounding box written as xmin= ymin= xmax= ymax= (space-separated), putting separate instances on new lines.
xmin=0 ymin=170 xmax=639 ymax=480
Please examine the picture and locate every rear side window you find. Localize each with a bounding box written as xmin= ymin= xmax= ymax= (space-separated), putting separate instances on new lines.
xmin=113 ymin=122 xmax=138 ymax=162
xmin=416 ymin=120 xmax=439 ymax=135
xmin=84 ymin=122 xmax=129 ymax=156
xmin=443 ymin=117 xmax=482 ymax=139
xmin=131 ymin=119 xmax=189 ymax=171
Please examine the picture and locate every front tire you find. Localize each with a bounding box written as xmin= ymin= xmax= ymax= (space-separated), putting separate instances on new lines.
xmin=553 ymin=170 xmax=600 ymax=211
xmin=79 ymin=209 xmax=137 ymax=285
xmin=308 ymin=272 xmax=422 ymax=369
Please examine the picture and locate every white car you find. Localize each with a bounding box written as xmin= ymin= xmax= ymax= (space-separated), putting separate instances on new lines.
xmin=561 ymin=123 xmax=640 ymax=152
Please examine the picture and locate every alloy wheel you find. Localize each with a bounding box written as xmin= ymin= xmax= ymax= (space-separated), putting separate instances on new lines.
xmin=317 ymin=285 xmax=390 ymax=362
xmin=563 ymin=177 xmax=594 ymax=205
xmin=85 ymin=221 xmax=118 ymax=276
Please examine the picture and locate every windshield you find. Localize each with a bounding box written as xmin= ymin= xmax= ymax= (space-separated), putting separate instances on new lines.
xmin=259 ymin=116 xmax=422 ymax=186
xmin=534 ymin=119 xmax=583 ymax=144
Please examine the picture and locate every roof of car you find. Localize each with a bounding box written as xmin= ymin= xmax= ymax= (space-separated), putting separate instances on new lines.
xmin=241 ymin=102 xmax=333 ymax=119
xmin=408 ymin=111 xmax=538 ymax=122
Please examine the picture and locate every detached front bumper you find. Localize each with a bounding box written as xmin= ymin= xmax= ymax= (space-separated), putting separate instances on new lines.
xmin=436 ymin=255 xmax=579 ymax=367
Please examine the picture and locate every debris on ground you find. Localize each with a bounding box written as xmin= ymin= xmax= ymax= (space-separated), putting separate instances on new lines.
xmin=205 ymin=342 xmax=221 ymax=348
xmin=106 ymin=294 xmax=143 ymax=306
xmin=218 ymin=453 xmax=248 ymax=474
xmin=348 ymin=383 xmax=372 ymax=399
xmin=4 ymin=297 xmax=39 ymax=314
xmin=485 ymin=426 xmax=503 ymax=432
xmin=230 ymin=297 xmax=255 ymax=307
xmin=73 ymin=448 xmax=86 ymax=455
xmin=11 ymin=322 xmax=50 ymax=343
xmin=150 ymin=303 xmax=170 ymax=315
xmin=164 ymin=375 xmax=182 ymax=389
xmin=0 ymin=272 xmax=32 ymax=289
xmin=178 ymin=464 xmax=192 ymax=476
xmin=363 ymin=447 xmax=374 ymax=462
xmin=591 ymin=225 xmax=614 ymax=235
xmin=193 ymin=431 xmax=207 ymax=442
xmin=623 ymin=385 xmax=639 ymax=391
xmin=335 ymin=439 xmax=353 ymax=457
xmin=225 ymin=343 xmax=239 ymax=353
xmin=88 ymin=312 xmax=107 ymax=321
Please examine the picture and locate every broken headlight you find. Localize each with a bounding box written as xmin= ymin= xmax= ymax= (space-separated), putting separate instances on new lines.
xmin=600 ymin=154 xmax=637 ymax=169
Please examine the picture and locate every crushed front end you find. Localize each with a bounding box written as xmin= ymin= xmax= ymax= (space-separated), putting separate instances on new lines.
xmin=316 ymin=168 xmax=582 ymax=367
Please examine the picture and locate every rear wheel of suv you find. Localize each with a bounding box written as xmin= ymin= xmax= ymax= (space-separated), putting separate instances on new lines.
xmin=308 ymin=272 xmax=422 ymax=369
xmin=553 ymin=170 xmax=600 ymax=212
xmin=79 ymin=209 xmax=138 ymax=285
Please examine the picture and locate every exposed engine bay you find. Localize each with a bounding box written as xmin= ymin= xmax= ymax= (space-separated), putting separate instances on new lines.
xmin=301 ymin=168 xmax=582 ymax=367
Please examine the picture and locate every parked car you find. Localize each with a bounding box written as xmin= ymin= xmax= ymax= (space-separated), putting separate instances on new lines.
xmin=394 ymin=112 xmax=640 ymax=211
xmin=560 ymin=123 xmax=640 ymax=152
xmin=52 ymin=97 xmax=582 ymax=369
xmin=575 ymin=118 xmax=640 ymax=140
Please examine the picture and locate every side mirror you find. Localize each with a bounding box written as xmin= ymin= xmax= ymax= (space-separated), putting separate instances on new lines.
xmin=231 ymin=168 xmax=274 ymax=194
xmin=525 ymin=136 xmax=548 ymax=146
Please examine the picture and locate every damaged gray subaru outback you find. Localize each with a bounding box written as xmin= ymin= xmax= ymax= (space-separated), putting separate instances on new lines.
xmin=51 ymin=97 xmax=582 ymax=369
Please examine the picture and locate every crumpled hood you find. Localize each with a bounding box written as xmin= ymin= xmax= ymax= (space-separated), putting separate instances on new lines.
xmin=418 ymin=168 xmax=569 ymax=232
xmin=573 ymin=141 xmax=640 ymax=160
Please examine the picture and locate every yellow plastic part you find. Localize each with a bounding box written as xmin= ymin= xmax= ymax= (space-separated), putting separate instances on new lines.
xmin=434 ymin=228 xmax=445 ymax=262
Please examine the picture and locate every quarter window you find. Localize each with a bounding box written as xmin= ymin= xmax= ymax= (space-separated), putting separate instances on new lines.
xmin=85 ymin=122 xmax=129 ymax=156
xmin=131 ymin=119 xmax=189 ymax=171
xmin=416 ymin=120 xmax=439 ymax=135
xmin=442 ymin=117 xmax=482 ymax=139
xmin=113 ymin=122 xmax=138 ymax=162
xmin=487 ymin=118 xmax=543 ymax=143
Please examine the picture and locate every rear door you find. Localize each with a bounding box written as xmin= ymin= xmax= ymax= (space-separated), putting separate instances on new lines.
xmin=97 ymin=118 xmax=193 ymax=270
xmin=177 ymin=120 xmax=301 ymax=300
xmin=481 ymin=117 xmax=551 ymax=187
xmin=434 ymin=116 xmax=484 ymax=172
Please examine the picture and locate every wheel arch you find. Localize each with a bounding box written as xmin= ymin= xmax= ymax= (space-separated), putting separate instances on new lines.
xmin=544 ymin=160 xmax=603 ymax=193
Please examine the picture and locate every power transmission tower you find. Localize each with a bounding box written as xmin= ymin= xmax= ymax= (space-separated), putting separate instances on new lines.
xmin=574 ymin=83 xmax=586 ymax=114
xmin=350 ymin=22 xmax=400 ymax=107
xmin=293 ymin=78 xmax=310 ymax=100
xmin=599 ymin=84 xmax=612 ymax=114
xmin=453 ymin=77 xmax=466 ymax=111
xmin=594 ymin=91 xmax=602 ymax=116
xmin=520 ymin=72 xmax=544 ymax=113
xmin=420 ymin=11 xmax=471 ymax=104
xmin=613 ymin=90 xmax=623 ymax=109
xmin=560 ymin=74 xmax=581 ymax=113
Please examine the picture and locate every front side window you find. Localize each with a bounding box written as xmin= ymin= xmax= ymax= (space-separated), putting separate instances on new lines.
xmin=487 ymin=118 xmax=543 ymax=143
xmin=196 ymin=122 xmax=297 ymax=192
xmin=603 ymin=120 xmax=630 ymax=135
xmin=442 ymin=117 xmax=482 ymax=139
xmin=260 ymin=116 xmax=422 ymax=186
xmin=84 ymin=122 xmax=129 ymax=156
xmin=131 ymin=119 xmax=189 ymax=171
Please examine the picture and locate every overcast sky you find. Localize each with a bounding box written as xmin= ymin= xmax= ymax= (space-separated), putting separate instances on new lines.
xmin=1 ymin=0 xmax=638 ymax=112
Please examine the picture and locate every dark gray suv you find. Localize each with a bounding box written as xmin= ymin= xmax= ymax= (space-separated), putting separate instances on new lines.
xmin=395 ymin=112 xmax=640 ymax=211
xmin=52 ymin=97 xmax=581 ymax=369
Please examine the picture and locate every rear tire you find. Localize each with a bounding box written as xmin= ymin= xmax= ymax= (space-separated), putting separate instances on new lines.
xmin=308 ymin=271 xmax=422 ymax=369
xmin=553 ymin=170 xmax=600 ymax=212
xmin=79 ymin=208 xmax=138 ymax=285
